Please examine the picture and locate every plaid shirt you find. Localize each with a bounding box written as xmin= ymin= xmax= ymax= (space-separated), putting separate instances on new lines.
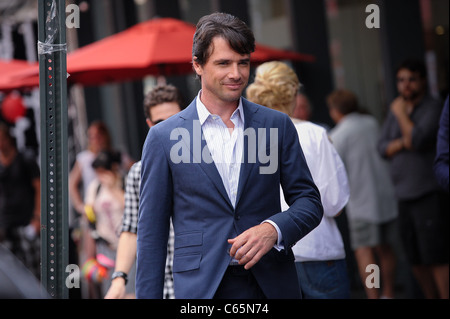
xmin=121 ymin=161 xmax=174 ymax=299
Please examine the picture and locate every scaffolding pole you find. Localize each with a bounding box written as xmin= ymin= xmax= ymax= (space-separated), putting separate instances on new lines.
xmin=38 ymin=0 xmax=69 ymax=299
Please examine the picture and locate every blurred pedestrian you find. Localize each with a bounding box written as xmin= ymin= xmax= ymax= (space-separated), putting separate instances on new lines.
xmin=82 ymin=149 xmax=125 ymax=298
xmin=328 ymin=89 xmax=398 ymax=299
xmin=104 ymin=84 xmax=182 ymax=299
xmin=378 ymin=58 xmax=449 ymax=299
xmin=246 ymin=61 xmax=351 ymax=299
xmin=0 ymin=122 xmax=40 ymax=279
xmin=69 ymin=120 xmax=134 ymax=298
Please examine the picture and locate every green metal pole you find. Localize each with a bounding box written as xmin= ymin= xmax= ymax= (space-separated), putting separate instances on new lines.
xmin=38 ymin=0 xmax=69 ymax=299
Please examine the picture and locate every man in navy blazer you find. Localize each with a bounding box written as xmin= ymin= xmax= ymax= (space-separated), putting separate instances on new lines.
xmin=136 ymin=12 xmax=323 ymax=299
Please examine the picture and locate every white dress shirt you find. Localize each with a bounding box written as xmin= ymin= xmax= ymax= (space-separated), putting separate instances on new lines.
xmin=196 ymin=94 xmax=244 ymax=208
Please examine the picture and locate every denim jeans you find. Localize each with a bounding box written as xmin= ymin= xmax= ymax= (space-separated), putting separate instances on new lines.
xmin=295 ymin=259 xmax=351 ymax=299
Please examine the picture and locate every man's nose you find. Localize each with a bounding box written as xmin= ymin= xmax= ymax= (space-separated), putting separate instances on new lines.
xmin=228 ymin=64 xmax=241 ymax=79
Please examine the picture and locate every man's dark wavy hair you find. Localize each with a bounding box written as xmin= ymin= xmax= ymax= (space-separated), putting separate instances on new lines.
xmin=192 ymin=12 xmax=255 ymax=67
xmin=396 ymin=58 xmax=427 ymax=79
xmin=143 ymin=84 xmax=182 ymax=120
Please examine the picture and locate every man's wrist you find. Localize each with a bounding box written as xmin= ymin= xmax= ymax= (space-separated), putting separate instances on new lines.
xmin=261 ymin=220 xmax=284 ymax=250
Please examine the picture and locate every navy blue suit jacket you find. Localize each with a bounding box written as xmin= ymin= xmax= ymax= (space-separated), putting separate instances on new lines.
xmin=136 ymin=98 xmax=323 ymax=299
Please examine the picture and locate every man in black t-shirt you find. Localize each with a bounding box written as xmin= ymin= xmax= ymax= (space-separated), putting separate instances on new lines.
xmin=378 ymin=59 xmax=449 ymax=299
xmin=0 ymin=123 xmax=41 ymax=278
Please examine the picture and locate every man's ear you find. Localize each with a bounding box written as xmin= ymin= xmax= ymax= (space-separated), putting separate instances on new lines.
xmin=192 ymin=56 xmax=203 ymax=76
xmin=146 ymin=118 xmax=153 ymax=128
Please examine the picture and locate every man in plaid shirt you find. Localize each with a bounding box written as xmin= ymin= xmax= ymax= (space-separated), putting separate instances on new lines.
xmin=104 ymin=85 xmax=182 ymax=299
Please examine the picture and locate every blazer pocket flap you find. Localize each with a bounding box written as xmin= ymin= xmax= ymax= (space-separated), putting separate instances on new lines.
xmin=175 ymin=231 xmax=203 ymax=249
xmin=173 ymin=253 xmax=201 ymax=272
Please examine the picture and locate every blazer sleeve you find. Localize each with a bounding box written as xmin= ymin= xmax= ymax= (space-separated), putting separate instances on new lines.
xmin=136 ymin=126 xmax=173 ymax=299
xmin=269 ymin=115 xmax=323 ymax=250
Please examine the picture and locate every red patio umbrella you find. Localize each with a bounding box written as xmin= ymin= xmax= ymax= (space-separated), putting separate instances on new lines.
xmin=0 ymin=17 xmax=315 ymax=90
xmin=66 ymin=17 xmax=197 ymax=85
xmin=0 ymin=59 xmax=39 ymax=92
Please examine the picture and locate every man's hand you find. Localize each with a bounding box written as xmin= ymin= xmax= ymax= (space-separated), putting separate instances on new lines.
xmin=391 ymin=96 xmax=414 ymax=118
xmin=390 ymin=96 xmax=408 ymax=117
xmin=390 ymin=96 xmax=414 ymax=149
xmin=228 ymin=223 xmax=278 ymax=270
xmin=104 ymin=277 xmax=126 ymax=299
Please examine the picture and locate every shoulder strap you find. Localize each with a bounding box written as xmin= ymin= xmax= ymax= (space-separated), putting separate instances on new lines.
xmin=95 ymin=183 xmax=102 ymax=197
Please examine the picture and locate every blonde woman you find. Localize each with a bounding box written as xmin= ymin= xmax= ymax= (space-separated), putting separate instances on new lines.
xmin=246 ymin=61 xmax=351 ymax=298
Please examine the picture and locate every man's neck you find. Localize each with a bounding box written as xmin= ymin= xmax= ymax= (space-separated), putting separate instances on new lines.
xmin=199 ymin=91 xmax=239 ymax=123
xmin=405 ymin=91 xmax=426 ymax=109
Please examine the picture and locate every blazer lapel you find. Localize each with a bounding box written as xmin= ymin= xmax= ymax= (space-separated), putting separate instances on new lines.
xmin=177 ymin=100 xmax=233 ymax=209
xmin=235 ymin=99 xmax=263 ymax=207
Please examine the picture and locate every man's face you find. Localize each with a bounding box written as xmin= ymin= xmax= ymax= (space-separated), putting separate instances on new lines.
xmin=147 ymin=102 xmax=181 ymax=127
xmin=396 ymin=68 xmax=426 ymax=101
xmin=193 ymin=36 xmax=251 ymax=106
xmin=294 ymin=94 xmax=311 ymax=120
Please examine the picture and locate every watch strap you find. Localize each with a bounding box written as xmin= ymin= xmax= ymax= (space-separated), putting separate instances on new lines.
xmin=111 ymin=271 xmax=128 ymax=285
